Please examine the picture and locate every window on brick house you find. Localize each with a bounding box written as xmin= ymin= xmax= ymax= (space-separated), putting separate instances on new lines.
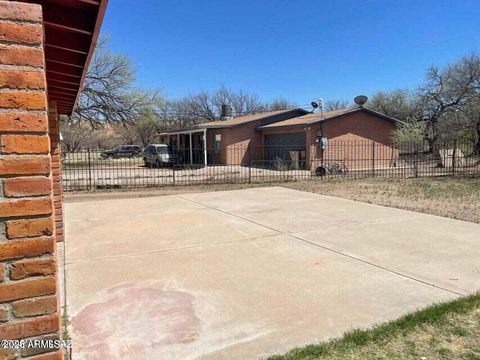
xmin=214 ymin=134 xmax=222 ymax=154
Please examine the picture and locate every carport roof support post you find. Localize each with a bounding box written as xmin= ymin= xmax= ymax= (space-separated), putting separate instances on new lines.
xmin=163 ymin=129 xmax=209 ymax=166
xmin=203 ymin=129 xmax=207 ymax=166
xmin=189 ymin=132 xmax=193 ymax=165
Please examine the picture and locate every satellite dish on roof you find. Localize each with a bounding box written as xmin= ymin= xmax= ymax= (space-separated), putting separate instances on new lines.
xmin=354 ymin=95 xmax=368 ymax=107
xmin=311 ymin=98 xmax=323 ymax=113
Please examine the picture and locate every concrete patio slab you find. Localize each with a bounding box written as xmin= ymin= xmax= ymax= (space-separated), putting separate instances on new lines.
xmin=294 ymin=213 xmax=480 ymax=294
xmin=66 ymin=195 xmax=275 ymax=262
xmin=64 ymin=187 xmax=480 ymax=360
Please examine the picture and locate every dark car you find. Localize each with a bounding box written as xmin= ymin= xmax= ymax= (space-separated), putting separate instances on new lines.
xmin=101 ymin=145 xmax=142 ymax=159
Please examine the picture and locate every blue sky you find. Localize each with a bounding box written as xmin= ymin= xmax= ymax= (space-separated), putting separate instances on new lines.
xmin=101 ymin=0 xmax=480 ymax=106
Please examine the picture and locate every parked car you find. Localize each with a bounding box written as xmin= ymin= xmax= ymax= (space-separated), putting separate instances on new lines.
xmin=100 ymin=145 xmax=142 ymax=159
xmin=143 ymin=144 xmax=174 ymax=167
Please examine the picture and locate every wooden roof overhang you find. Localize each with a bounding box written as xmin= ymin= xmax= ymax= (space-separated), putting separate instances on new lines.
xmin=20 ymin=0 xmax=108 ymax=115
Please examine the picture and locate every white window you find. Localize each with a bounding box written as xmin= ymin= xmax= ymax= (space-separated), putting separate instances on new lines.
xmin=214 ymin=134 xmax=221 ymax=154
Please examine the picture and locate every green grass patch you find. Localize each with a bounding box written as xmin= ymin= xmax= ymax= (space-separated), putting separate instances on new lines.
xmin=267 ymin=293 xmax=480 ymax=360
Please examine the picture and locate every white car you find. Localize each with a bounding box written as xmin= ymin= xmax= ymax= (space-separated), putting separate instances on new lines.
xmin=143 ymin=144 xmax=173 ymax=168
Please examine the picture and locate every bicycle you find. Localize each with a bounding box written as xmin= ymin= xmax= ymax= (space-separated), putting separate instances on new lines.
xmin=314 ymin=161 xmax=349 ymax=176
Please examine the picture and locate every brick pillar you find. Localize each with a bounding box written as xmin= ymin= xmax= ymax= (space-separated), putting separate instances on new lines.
xmin=0 ymin=2 xmax=62 ymax=359
xmin=48 ymin=102 xmax=64 ymax=243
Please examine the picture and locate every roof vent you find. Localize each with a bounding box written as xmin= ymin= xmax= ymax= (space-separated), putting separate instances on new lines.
xmin=354 ymin=95 xmax=368 ymax=107
xmin=220 ymin=104 xmax=233 ymax=120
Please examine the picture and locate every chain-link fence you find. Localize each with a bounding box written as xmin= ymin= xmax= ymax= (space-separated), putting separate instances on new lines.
xmin=62 ymin=139 xmax=480 ymax=191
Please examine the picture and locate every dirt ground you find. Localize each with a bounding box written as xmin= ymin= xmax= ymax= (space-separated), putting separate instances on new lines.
xmin=65 ymin=176 xmax=480 ymax=224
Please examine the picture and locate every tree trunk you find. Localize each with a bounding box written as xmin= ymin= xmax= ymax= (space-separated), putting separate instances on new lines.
xmin=475 ymin=121 xmax=480 ymax=155
xmin=426 ymin=121 xmax=438 ymax=153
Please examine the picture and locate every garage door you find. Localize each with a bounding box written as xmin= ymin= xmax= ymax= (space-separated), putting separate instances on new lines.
xmin=264 ymin=132 xmax=306 ymax=161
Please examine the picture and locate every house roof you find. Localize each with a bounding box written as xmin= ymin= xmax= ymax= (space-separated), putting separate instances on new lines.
xmin=257 ymin=107 xmax=402 ymax=129
xmin=19 ymin=0 xmax=108 ymax=115
xmin=162 ymin=108 xmax=309 ymax=134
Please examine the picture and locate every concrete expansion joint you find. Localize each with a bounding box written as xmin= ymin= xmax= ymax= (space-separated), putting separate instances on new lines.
xmin=288 ymin=233 xmax=465 ymax=297
xmin=63 ymin=232 xmax=279 ymax=266
xmin=176 ymin=194 xmax=466 ymax=298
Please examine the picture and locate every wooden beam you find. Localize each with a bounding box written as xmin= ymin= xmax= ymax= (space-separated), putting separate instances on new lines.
xmin=48 ymin=85 xmax=79 ymax=93
xmin=46 ymin=59 xmax=84 ymax=69
xmin=45 ymin=27 xmax=90 ymax=55
xmin=41 ymin=2 xmax=96 ymax=36
xmin=47 ymin=72 xmax=80 ymax=88
xmin=78 ymin=0 xmax=101 ymax=5
xmin=45 ymin=47 xmax=86 ymax=68
xmin=47 ymin=79 xmax=80 ymax=89
xmin=44 ymin=21 xmax=92 ymax=36
xmin=47 ymin=70 xmax=82 ymax=80
xmin=46 ymin=61 xmax=84 ymax=76
xmin=48 ymin=92 xmax=77 ymax=99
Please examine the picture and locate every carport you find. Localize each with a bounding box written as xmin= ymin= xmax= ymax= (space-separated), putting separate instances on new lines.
xmin=160 ymin=128 xmax=208 ymax=165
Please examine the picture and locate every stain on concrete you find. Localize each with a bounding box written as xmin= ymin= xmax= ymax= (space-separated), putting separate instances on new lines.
xmin=71 ymin=283 xmax=200 ymax=359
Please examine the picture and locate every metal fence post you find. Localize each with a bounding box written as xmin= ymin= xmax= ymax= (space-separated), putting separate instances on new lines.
xmin=371 ymin=140 xmax=375 ymax=178
xmin=248 ymin=145 xmax=252 ymax=183
xmin=87 ymin=148 xmax=92 ymax=190
xmin=452 ymin=140 xmax=457 ymax=176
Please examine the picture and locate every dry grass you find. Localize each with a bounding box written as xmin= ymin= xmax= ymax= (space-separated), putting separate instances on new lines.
xmin=284 ymin=176 xmax=480 ymax=223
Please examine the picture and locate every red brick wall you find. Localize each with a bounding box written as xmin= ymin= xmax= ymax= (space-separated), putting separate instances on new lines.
xmin=0 ymin=2 xmax=62 ymax=359
xmin=206 ymin=123 xmax=264 ymax=165
xmin=206 ymin=129 xmax=228 ymax=164
xmin=308 ymin=111 xmax=398 ymax=169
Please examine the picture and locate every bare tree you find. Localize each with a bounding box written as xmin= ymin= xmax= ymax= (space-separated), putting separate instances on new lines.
xmin=418 ymin=54 xmax=480 ymax=149
xmin=164 ymin=86 xmax=264 ymax=129
xmin=324 ymin=99 xmax=350 ymax=111
xmin=229 ymin=89 xmax=261 ymax=115
xmin=167 ymin=98 xmax=203 ymax=127
xmin=461 ymin=95 xmax=480 ymax=154
xmin=60 ymin=118 xmax=92 ymax=152
xmin=73 ymin=37 xmax=160 ymax=128
xmin=368 ymin=90 xmax=420 ymax=122
xmin=265 ymin=98 xmax=296 ymax=111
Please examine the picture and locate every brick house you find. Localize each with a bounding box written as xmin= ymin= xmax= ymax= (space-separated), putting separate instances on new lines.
xmin=160 ymin=108 xmax=309 ymax=165
xmin=161 ymin=107 xmax=400 ymax=170
xmin=0 ymin=1 xmax=106 ymax=358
